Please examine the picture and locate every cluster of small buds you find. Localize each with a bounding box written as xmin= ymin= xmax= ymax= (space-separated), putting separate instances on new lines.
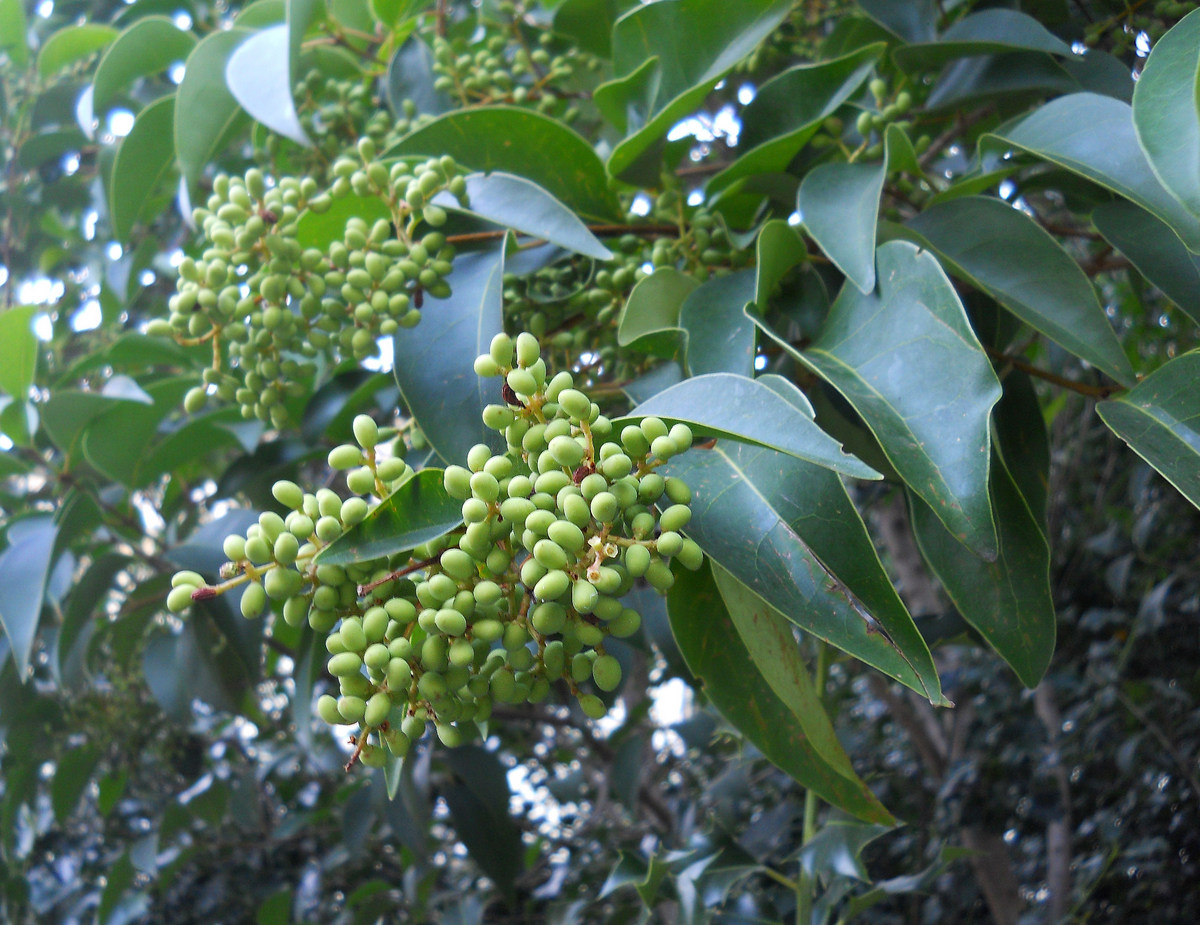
xmin=167 ymin=334 xmax=705 ymax=770
xmin=148 ymin=150 xmax=466 ymax=425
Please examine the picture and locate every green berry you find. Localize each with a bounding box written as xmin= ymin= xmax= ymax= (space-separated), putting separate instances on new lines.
xmin=353 ymin=414 xmax=379 ymax=449
xmin=240 ymin=582 xmax=267 ymax=618
xmin=329 ymin=444 xmax=364 ymax=469
xmin=328 ymin=651 xmax=363 ymax=677
xmin=578 ymin=694 xmax=606 ymax=720
xmin=167 ymin=584 xmax=196 ymax=612
xmin=593 ymin=655 xmax=622 ymax=692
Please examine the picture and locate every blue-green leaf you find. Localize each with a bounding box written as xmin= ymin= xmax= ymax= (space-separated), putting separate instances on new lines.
xmin=757 ymin=240 xmax=1001 ymax=558
xmin=624 ymin=372 xmax=881 ymax=479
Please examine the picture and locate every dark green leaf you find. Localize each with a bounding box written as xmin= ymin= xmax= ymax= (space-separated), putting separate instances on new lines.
xmin=753 ymin=219 xmax=806 ymax=309
xmin=899 ymin=196 xmax=1135 ymax=385
xmin=385 ymin=34 xmax=452 ymax=119
xmin=1092 ymin=201 xmax=1200 ymax=326
xmin=41 ymin=377 xmax=152 ymax=457
xmin=17 ymin=129 xmax=87 ymax=168
xmin=988 ymin=93 xmax=1200 ymax=253
xmin=0 ymin=307 xmax=38 ymax=401
xmin=92 ymin=16 xmax=196 ymax=113
xmin=553 ymin=0 xmax=628 ymax=58
xmin=175 ymin=28 xmax=252 ymax=182
xmin=316 ymin=469 xmax=464 ymax=565
xmin=143 ymin=611 xmax=252 ymax=720
xmin=51 ymin=744 xmax=101 ymax=823
xmin=617 ymin=268 xmax=695 ymax=357
xmin=0 ymin=515 xmax=58 ymax=679
xmin=109 ymin=94 xmax=177 ymax=245
xmin=758 ymin=241 xmax=1001 ymax=558
xmin=707 ymin=45 xmax=883 ymax=200
xmin=225 ymin=24 xmax=311 ymax=146
xmin=387 ymin=107 xmax=619 ymax=221
xmin=663 ymin=441 xmax=940 ymax=700
xmin=679 ymin=269 xmax=756 ymax=377
xmin=909 ymin=452 xmax=1056 ymax=687
xmin=1097 ymin=349 xmax=1200 ymax=510
xmin=668 ymin=562 xmax=895 ymax=823
xmin=595 ymin=0 xmax=793 ymax=182
xmin=798 ymin=160 xmax=886 ymax=293
xmin=893 ymin=9 xmax=1073 ymax=71
xmin=1131 ymin=9 xmax=1200 ymax=219
xmin=433 ymin=172 xmax=612 ymax=259
xmin=37 ymin=24 xmax=118 ymax=78
xmin=993 ymin=371 xmax=1050 ymax=529
xmin=55 ymin=552 xmax=130 ymax=686
xmin=623 ymin=372 xmax=880 ymax=479
xmin=440 ymin=746 xmax=524 ymax=897
xmin=858 ymin=0 xmax=936 ymax=42
xmin=81 ymin=377 xmax=192 ymax=487
xmin=392 ymin=243 xmax=506 ymax=465
xmin=712 ymin=565 xmax=880 ymax=788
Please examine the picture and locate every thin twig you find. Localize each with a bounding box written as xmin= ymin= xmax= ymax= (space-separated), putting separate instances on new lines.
xmin=984 ymin=344 xmax=1124 ymax=399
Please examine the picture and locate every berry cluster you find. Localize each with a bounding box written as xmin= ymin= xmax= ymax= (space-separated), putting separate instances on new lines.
xmin=168 ymin=334 xmax=703 ymax=768
xmin=430 ymin=22 xmax=590 ymax=121
xmin=149 ymin=150 xmax=465 ymax=425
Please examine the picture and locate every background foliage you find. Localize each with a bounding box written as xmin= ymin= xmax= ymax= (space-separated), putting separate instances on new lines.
xmin=2 ymin=0 xmax=1199 ymax=922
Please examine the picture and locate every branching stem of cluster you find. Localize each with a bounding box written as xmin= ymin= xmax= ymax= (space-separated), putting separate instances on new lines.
xmin=445 ymin=223 xmax=679 ymax=249
xmin=984 ymin=344 xmax=1124 ymax=398
xmin=358 ymin=554 xmax=440 ymax=596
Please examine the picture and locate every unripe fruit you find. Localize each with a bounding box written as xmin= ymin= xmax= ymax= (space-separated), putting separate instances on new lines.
xmin=328 ymin=651 xmax=363 ymax=677
xmin=317 ymin=694 xmax=344 ymax=725
xmin=645 ymin=559 xmax=675 ymax=592
xmin=677 ymin=538 xmax=704 ymax=570
xmin=590 ymin=492 xmax=619 ymax=523
xmin=656 ymin=531 xmax=684 ymax=557
xmin=557 ymin=388 xmax=591 ymax=420
xmin=364 ymin=643 xmax=390 ymax=671
xmin=387 ymin=657 xmax=412 ymax=690
xmin=664 ymin=477 xmax=691 ymax=504
xmin=337 ymin=695 xmax=367 ymax=723
xmin=223 ymin=535 xmax=247 ymax=561
xmin=659 ymin=503 xmax=692 ymax=532
xmin=264 ymin=566 xmax=301 ymax=600
xmin=273 ymin=532 xmax=300 ymax=565
xmin=364 ymin=691 xmax=391 ymax=726
xmin=549 ymin=435 xmax=584 ymax=468
xmin=240 ymin=582 xmax=267 ymax=618
xmin=489 ymin=332 xmax=513 ymax=367
xmin=593 ymin=654 xmax=622 ymax=692
xmin=353 ymin=414 xmax=379 ymax=449
xmin=172 ymin=570 xmax=205 ymax=588
xmin=625 ymin=543 xmax=651 ymax=577
xmin=167 ymin=584 xmax=196 ymax=612
xmin=435 ymin=608 xmax=467 ymax=636
xmin=184 ymin=386 xmax=208 ymax=414
xmin=507 ymin=367 xmax=537 ymax=396
xmin=572 ymin=579 xmax=599 ymax=614
xmin=272 ymin=479 xmax=304 ymax=509
xmin=534 ymin=569 xmax=570 ymax=601
xmin=328 ymin=444 xmax=364 ymax=469
xmin=444 ymin=465 xmax=473 ymax=499
xmin=515 ymin=331 xmax=540 ymax=367
xmin=578 ymin=694 xmax=607 ymax=720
